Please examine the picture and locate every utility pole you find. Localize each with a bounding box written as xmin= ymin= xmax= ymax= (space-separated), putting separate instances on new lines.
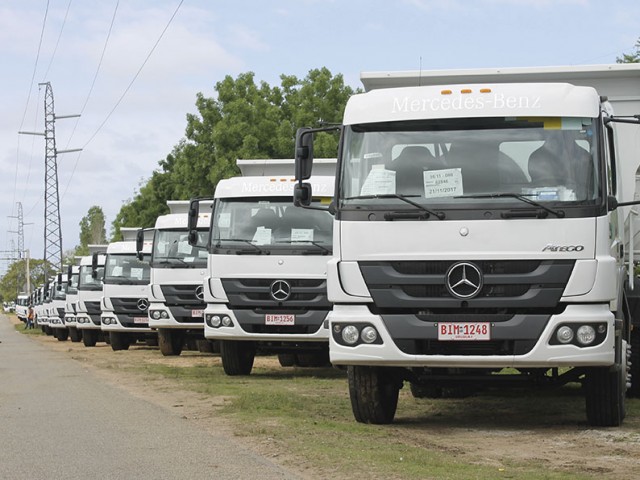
xmin=19 ymin=82 xmax=81 ymax=279
xmin=8 ymin=201 xmax=32 ymax=260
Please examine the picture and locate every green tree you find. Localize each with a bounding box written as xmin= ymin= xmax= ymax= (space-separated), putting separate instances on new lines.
xmin=112 ymin=68 xmax=356 ymax=233
xmin=75 ymin=206 xmax=107 ymax=256
xmin=0 ymin=258 xmax=55 ymax=302
xmin=617 ymin=38 xmax=640 ymax=63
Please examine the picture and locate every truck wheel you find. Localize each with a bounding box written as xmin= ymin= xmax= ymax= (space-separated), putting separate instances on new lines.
xmin=348 ymin=366 xmax=401 ymax=424
xmin=158 ymin=329 xmax=184 ymax=356
xmin=110 ymin=332 xmax=131 ymax=351
xmin=585 ymin=340 xmax=627 ymax=427
xmin=278 ymin=354 xmax=296 ymax=367
xmin=220 ymin=340 xmax=256 ymax=376
xmin=82 ymin=329 xmax=98 ymax=347
xmin=56 ymin=329 xmax=69 ymax=342
xmin=68 ymin=327 xmax=82 ymax=343
xmin=628 ymin=329 xmax=640 ymax=398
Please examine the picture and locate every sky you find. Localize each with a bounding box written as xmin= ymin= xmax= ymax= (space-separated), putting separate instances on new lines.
xmin=1 ymin=0 xmax=639 ymax=276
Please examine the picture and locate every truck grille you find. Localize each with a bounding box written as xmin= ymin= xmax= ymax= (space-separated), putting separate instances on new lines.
xmin=221 ymin=278 xmax=330 ymax=310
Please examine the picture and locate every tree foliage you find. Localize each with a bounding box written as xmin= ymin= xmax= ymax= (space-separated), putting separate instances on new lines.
xmin=112 ymin=68 xmax=356 ymax=233
xmin=617 ymin=38 xmax=640 ymax=63
xmin=75 ymin=205 xmax=107 ymax=256
xmin=0 ymin=258 xmax=55 ymax=302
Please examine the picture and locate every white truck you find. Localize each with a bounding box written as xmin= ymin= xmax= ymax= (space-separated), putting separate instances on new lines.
xmin=15 ymin=293 xmax=29 ymax=323
xmin=64 ymin=264 xmax=82 ymax=342
xmin=139 ymin=200 xmax=212 ymax=356
xmin=76 ymin=246 xmax=107 ymax=347
xmin=187 ymin=159 xmax=336 ymax=375
xmin=48 ymin=272 xmax=69 ymax=341
xmin=101 ymin=228 xmax=153 ymax=351
xmin=294 ymin=64 xmax=640 ymax=426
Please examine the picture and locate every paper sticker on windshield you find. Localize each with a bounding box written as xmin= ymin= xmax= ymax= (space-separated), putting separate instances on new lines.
xmin=423 ymin=168 xmax=463 ymax=198
xmin=177 ymin=242 xmax=192 ymax=254
xmin=253 ymin=227 xmax=272 ymax=245
xmin=291 ymin=229 xmax=314 ymax=242
xmin=218 ymin=213 xmax=231 ymax=228
xmin=360 ymin=165 xmax=396 ymax=196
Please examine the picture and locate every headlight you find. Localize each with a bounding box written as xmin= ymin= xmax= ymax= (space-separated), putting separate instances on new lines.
xmin=556 ymin=326 xmax=574 ymax=344
xmin=360 ymin=326 xmax=378 ymax=344
xmin=151 ymin=310 xmax=161 ymax=320
xmin=576 ymin=325 xmax=596 ymax=345
xmin=341 ymin=325 xmax=359 ymax=345
xmin=211 ymin=315 xmax=221 ymax=327
xmin=221 ymin=316 xmax=232 ymax=327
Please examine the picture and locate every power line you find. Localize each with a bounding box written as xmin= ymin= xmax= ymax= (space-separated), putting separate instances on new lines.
xmin=41 ymin=0 xmax=73 ymax=81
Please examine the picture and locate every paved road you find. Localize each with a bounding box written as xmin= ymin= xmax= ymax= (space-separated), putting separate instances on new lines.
xmin=0 ymin=315 xmax=299 ymax=480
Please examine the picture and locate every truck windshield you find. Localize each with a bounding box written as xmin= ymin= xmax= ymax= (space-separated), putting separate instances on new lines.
xmin=211 ymin=198 xmax=333 ymax=255
xmin=104 ymin=253 xmax=151 ymax=285
xmin=53 ymin=283 xmax=67 ymax=300
xmin=67 ymin=273 xmax=79 ymax=295
xmin=152 ymin=230 xmax=207 ymax=268
xmin=78 ymin=265 xmax=103 ymax=291
xmin=340 ymin=117 xmax=599 ymax=211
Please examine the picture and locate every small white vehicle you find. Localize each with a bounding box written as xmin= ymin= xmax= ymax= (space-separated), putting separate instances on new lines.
xmin=14 ymin=294 xmax=29 ymax=322
xmin=188 ymin=159 xmax=336 ymax=375
xmin=76 ymin=246 xmax=107 ymax=347
xmin=101 ymin=228 xmax=153 ymax=351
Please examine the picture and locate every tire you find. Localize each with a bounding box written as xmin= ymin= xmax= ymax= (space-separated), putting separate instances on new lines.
xmin=44 ymin=325 xmax=53 ymax=336
xmin=220 ymin=340 xmax=256 ymax=376
xmin=69 ymin=327 xmax=82 ymax=343
xmin=82 ymin=329 xmax=98 ymax=347
xmin=348 ymin=366 xmax=401 ymax=424
xmin=110 ymin=332 xmax=131 ymax=351
xmin=585 ymin=340 xmax=627 ymax=427
xmin=628 ymin=329 xmax=640 ymax=398
xmin=278 ymin=353 xmax=296 ymax=367
xmin=56 ymin=329 xmax=69 ymax=342
xmin=158 ymin=329 xmax=184 ymax=356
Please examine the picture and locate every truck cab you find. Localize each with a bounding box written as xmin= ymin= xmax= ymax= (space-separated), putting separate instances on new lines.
xmin=48 ymin=273 xmax=69 ymax=341
xmin=294 ymin=64 xmax=640 ymax=426
xmin=101 ymin=228 xmax=153 ymax=351
xmin=64 ymin=264 xmax=82 ymax=342
xmin=143 ymin=200 xmax=212 ymax=356
xmin=75 ymin=246 xmax=107 ymax=347
xmin=190 ymin=159 xmax=336 ymax=375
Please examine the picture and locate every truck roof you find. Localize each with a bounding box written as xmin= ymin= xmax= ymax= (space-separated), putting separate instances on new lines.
xmin=106 ymin=240 xmax=151 ymax=255
xmin=154 ymin=210 xmax=211 ymax=230
xmin=214 ymin=175 xmax=335 ymax=199
xmin=237 ymin=158 xmax=336 ymax=177
xmin=360 ymin=63 xmax=640 ymax=94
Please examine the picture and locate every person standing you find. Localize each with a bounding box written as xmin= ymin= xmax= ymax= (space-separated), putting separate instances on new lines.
xmin=26 ymin=305 xmax=34 ymax=329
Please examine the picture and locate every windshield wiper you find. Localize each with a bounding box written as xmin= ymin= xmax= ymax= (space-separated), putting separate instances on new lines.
xmin=455 ymin=193 xmax=565 ymax=218
xmin=344 ymin=194 xmax=445 ymax=220
xmin=276 ymin=240 xmax=332 ymax=255
xmin=214 ymin=238 xmax=268 ymax=255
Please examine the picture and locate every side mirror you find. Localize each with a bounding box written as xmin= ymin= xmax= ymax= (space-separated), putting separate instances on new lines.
xmin=294 ymin=183 xmax=312 ymax=207
xmin=136 ymin=229 xmax=145 ymax=260
xmin=91 ymin=253 xmax=99 ymax=279
xmin=67 ymin=264 xmax=72 ymax=281
xmin=57 ymin=272 xmax=62 ymax=284
xmin=295 ymin=128 xmax=314 ymax=181
xmin=187 ymin=199 xmax=200 ymax=247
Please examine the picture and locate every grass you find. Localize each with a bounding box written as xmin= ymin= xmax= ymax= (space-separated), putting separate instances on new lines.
xmin=13 ymin=319 xmax=42 ymax=336
xmin=128 ymin=356 xmax=638 ymax=480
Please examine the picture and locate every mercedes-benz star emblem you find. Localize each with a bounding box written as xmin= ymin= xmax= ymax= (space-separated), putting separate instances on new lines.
xmin=270 ymin=280 xmax=291 ymax=302
xmin=195 ymin=285 xmax=204 ymax=301
xmin=445 ymin=262 xmax=483 ymax=299
xmin=137 ymin=298 xmax=149 ymax=311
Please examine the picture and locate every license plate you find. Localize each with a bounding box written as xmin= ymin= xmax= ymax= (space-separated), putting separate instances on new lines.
xmin=133 ymin=317 xmax=148 ymax=324
xmin=265 ymin=314 xmax=295 ymax=326
xmin=191 ymin=309 xmax=204 ymax=318
xmin=438 ymin=322 xmax=490 ymax=341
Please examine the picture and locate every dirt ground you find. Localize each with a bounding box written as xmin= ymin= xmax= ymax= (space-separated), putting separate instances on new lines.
xmin=17 ymin=319 xmax=640 ymax=479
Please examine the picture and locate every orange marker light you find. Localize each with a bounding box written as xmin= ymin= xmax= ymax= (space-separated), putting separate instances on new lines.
xmin=441 ymin=89 xmax=452 ymax=95
xmin=480 ymin=88 xmax=492 ymax=93
xmin=460 ymin=89 xmax=472 ymax=94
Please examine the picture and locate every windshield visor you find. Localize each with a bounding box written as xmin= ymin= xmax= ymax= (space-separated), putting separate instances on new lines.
xmin=104 ymin=253 xmax=151 ymax=284
xmin=211 ymin=198 xmax=333 ymax=255
xmin=152 ymin=230 xmax=207 ymax=267
xmin=340 ymin=117 xmax=599 ymax=209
